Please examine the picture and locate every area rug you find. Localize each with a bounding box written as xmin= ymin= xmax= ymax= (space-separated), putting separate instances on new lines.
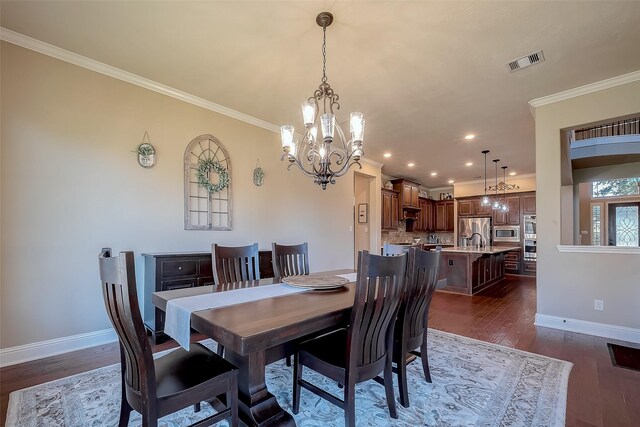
xmin=5 ymin=329 xmax=572 ymax=427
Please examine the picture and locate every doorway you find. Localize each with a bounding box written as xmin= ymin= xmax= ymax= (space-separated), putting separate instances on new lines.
xmin=607 ymin=202 xmax=640 ymax=246
xmin=354 ymin=173 xmax=375 ymax=266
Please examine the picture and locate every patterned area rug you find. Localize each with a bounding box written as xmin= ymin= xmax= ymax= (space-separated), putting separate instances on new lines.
xmin=5 ymin=329 xmax=572 ymax=426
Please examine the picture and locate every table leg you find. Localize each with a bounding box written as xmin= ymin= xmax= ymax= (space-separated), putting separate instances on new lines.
xmin=224 ymin=348 xmax=296 ymax=427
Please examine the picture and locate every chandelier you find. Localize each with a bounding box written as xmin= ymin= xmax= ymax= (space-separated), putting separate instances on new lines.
xmin=280 ymin=12 xmax=365 ymax=190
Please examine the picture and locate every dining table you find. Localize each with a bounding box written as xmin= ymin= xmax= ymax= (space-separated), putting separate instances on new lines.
xmin=152 ymin=269 xmax=356 ymax=427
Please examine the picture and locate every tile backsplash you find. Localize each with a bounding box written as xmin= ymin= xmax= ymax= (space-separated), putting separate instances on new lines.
xmin=382 ymin=221 xmax=454 ymax=245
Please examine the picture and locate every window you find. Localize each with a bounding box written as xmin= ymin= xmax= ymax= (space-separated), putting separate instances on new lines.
xmin=184 ymin=134 xmax=232 ymax=230
xmin=592 ymin=178 xmax=640 ymax=198
xmin=591 ymin=205 xmax=601 ymax=245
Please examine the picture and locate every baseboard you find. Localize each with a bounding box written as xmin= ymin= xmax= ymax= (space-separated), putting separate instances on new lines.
xmin=0 ymin=328 xmax=118 ymax=368
xmin=535 ymin=314 xmax=640 ymax=344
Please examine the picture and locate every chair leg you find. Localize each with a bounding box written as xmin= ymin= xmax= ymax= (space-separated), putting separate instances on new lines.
xmin=344 ymin=379 xmax=356 ymax=427
xmin=141 ymin=411 xmax=158 ymax=427
xmin=286 ymin=355 xmax=291 ymax=367
xmin=421 ymin=336 xmax=432 ymax=383
xmin=193 ymin=402 xmax=201 ymax=413
xmin=397 ymin=353 xmax=410 ymax=408
xmin=384 ymin=355 xmax=398 ymax=418
xmin=216 ymin=343 xmax=225 ymax=357
xmin=118 ymin=399 xmax=132 ymax=427
xmin=292 ymin=353 xmax=302 ymax=414
xmin=229 ymin=373 xmax=239 ymax=427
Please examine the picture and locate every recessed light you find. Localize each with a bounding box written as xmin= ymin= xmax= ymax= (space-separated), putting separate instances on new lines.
xmin=448 ymin=179 xmax=455 ymax=184
xmin=407 ymin=163 xmax=415 ymax=167
xmin=430 ymin=172 xmax=437 ymax=176
xmin=465 ymin=162 xmax=473 ymax=166
xmin=509 ymin=171 xmax=517 ymax=176
xmin=383 ymin=152 xmax=392 ymax=158
xmin=464 ymin=134 xmax=475 ymax=140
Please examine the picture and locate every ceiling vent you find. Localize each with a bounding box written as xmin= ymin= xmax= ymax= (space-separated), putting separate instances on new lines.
xmin=506 ymin=50 xmax=545 ymax=72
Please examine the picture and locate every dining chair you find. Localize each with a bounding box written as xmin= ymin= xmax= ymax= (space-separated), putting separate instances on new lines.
xmin=271 ymin=242 xmax=310 ymax=279
xmin=382 ymin=242 xmax=409 ymax=256
xmin=272 ymin=242 xmax=309 ymax=366
xmin=211 ymin=243 xmax=260 ymax=357
xmin=98 ymin=248 xmax=238 ymax=427
xmin=386 ymin=247 xmax=440 ymax=408
xmin=292 ymin=250 xmax=407 ymax=427
xmin=212 ymin=243 xmax=260 ymax=285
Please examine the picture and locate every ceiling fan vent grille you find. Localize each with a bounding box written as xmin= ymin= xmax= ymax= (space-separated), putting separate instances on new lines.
xmin=507 ymin=50 xmax=545 ymax=72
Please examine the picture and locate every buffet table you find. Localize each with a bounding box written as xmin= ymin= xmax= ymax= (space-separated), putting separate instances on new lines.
xmin=436 ymin=246 xmax=519 ymax=295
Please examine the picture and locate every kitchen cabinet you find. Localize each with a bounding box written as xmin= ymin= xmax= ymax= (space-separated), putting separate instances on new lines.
xmin=493 ymin=195 xmax=521 ymax=225
xmin=381 ymin=188 xmax=399 ymax=230
xmin=458 ymin=198 xmax=492 ymax=217
xmin=522 ymin=192 xmax=536 ymax=214
xmin=504 ymin=250 xmax=521 ymax=274
xmin=413 ymin=197 xmax=434 ymax=232
xmin=391 ymin=179 xmax=420 ymax=210
xmin=435 ymin=200 xmax=454 ymax=232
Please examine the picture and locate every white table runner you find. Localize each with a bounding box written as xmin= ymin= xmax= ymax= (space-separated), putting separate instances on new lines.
xmin=164 ymin=272 xmax=357 ymax=350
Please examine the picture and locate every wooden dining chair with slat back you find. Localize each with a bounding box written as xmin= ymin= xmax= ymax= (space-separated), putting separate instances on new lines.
xmin=390 ymin=247 xmax=441 ymax=407
xmin=211 ymin=243 xmax=260 ymax=357
xmin=212 ymin=243 xmax=260 ymax=285
xmin=98 ymin=248 xmax=238 ymax=427
xmin=271 ymin=242 xmax=310 ymax=366
xmin=271 ymin=242 xmax=310 ymax=279
xmin=292 ymin=250 xmax=407 ymax=427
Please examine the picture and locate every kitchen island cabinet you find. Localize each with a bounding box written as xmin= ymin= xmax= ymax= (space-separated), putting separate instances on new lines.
xmin=436 ymin=246 xmax=519 ymax=295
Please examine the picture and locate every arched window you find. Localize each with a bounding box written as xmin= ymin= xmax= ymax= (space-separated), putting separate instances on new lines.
xmin=184 ymin=134 xmax=232 ymax=230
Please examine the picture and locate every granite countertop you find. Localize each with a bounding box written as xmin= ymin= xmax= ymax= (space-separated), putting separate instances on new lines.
xmin=439 ymin=246 xmax=520 ymax=254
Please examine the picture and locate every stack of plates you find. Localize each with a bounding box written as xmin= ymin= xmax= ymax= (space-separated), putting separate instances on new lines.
xmin=282 ymin=275 xmax=349 ymax=290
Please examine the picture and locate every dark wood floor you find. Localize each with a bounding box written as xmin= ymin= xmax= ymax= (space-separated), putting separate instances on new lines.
xmin=1 ymin=275 xmax=638 ymax=426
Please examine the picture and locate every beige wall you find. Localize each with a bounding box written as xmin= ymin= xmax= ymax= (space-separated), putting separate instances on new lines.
xmin=534 ymin=79 xmax=640 ymax=330
xmin=0 ymin=43 xmax=381 ymax=348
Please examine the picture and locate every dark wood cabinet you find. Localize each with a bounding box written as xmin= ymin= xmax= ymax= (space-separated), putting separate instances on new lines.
xmin=391 ymin=179 xmax=420 ymax=210
xmin=413 ymin=197 xmax=435 ymax=232
xmin=435 ymin=200 xmax=454 ymax=232
xmin=381 ymin=188 xmax=399 ymax=230
xmin=493 ymin=195 xmax=521 ymax=225
xmin=458 ymin=197 xmax=492 ymax=217
xmin=504 ymin=250 xmax=521 ymax=274
xmin=143 ymin=251 xmax=274 ymax=343
xmin=522 ymin=192 xmax=536 ymax=215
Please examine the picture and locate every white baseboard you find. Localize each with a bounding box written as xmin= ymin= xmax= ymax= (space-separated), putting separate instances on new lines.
xmin=0 ymin=328 xmax=118 ymax=368
xmin=535 ymin=314 xmax=640 ymax=344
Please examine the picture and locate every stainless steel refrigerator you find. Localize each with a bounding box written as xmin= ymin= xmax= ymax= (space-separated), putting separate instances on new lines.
xmin=458 ymin=217 xmax=492 ymax=247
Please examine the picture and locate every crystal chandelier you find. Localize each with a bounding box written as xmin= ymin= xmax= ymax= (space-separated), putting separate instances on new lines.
xmin=280 ymin=12 xmax=365 ymax=190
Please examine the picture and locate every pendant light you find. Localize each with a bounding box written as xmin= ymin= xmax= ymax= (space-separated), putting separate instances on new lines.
xmin=480 ymin=150 xmax=491 ymax=206
xmin=500 ymin=166 xmax=509 ymax=212
xmin=492 ymin=159 xmax=501 ymax=210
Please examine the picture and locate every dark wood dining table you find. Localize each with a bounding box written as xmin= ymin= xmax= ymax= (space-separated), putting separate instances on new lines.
xmin=152 ymin=269 xmax=355 ymax=427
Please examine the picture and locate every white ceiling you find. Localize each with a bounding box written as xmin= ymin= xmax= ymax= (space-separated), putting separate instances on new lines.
xmin=2 ymin=1 xmax=640 ymax=187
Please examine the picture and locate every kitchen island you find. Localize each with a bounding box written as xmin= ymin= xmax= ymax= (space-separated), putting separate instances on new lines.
xmin=436 ymin=246 xmax=519 ymax=295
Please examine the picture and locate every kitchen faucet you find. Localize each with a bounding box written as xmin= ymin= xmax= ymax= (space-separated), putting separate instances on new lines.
xmin=470 ymin=232 xmax=485 ymax=248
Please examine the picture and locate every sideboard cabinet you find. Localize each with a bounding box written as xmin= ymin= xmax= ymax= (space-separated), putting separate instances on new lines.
xmin=143 ymin=251 xmax=274 ymax=343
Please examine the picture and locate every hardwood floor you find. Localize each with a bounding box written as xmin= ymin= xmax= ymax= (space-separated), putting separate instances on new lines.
xmin=1 ymin=275 xmax=639 ymax=426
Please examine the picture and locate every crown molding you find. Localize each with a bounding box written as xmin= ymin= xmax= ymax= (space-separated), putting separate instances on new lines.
xmin=454 ymin=173 xmax=536 ymax=186
xmin=0 ymin=27 xmax=280 ymax=134
xmin=528 ymin=70 xmax=640 ymax=109
xmin=360 ymin=157 xmax=384 ymax=169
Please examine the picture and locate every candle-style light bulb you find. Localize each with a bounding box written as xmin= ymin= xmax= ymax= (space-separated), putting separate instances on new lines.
xmin=320 ymin=113 xmax=335 ymax=141
xmin=280 ymin=125 xmax=294 ymax=153
xmin=350 ymin=112 xmax=365 ymax=143
xmin=301 ymin=101 xmax=316 ymax=127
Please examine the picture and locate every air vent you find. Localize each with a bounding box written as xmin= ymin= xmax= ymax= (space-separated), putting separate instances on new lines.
xmin=506 ymin=50 xmax=545 ymax=72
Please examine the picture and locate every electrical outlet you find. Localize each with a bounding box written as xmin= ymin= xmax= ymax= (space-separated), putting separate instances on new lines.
xmin=448 ymin=260 xmax=454 ymax=266
xmin=594 ymin=300 xmax=604 ymax=311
